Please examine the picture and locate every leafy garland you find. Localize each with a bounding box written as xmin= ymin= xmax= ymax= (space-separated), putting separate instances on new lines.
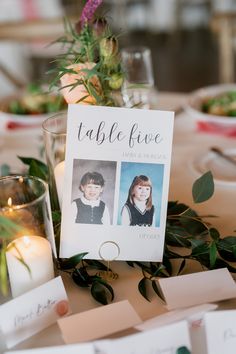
xmin=15 ymin=157 xmax=236 ymax=305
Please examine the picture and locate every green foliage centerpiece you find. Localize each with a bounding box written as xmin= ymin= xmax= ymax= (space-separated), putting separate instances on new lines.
xmin=1 ymin=1 xmax=236 ymax=305
xmin=18 ymin=156 xmax=236 ymax=305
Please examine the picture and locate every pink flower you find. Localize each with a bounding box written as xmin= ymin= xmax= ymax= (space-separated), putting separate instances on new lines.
xmin=60 ymin=62 xmax=101 ymax=104
xmin=80 ymin=0 xmax=103 ymax=27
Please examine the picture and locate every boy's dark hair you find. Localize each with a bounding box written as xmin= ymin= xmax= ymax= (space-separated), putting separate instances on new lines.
xmin=79 ymin=171 xmax=105 ymax=190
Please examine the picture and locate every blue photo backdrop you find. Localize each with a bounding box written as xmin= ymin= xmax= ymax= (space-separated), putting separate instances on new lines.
xmin=117 ymin=161 xmax=164 ymax=227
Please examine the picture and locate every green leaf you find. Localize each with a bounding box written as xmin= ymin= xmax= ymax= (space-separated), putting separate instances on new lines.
xmin=0 ymin=163 xmax=10 ymax=176
xmin=59 ymin=252 xmax=88 ymax=270
xmin=0 ymin=215 xmax=23 ymax=238
xmin=84 ymin=259 xmax=109 ymax=271
xmin=152 ymin=280 xmax=165 ymax=302
xmin=138 ymin=277 xmax=150 ymax=302
xmin=72 ymin=267 xmax=91 ymax=287
xmin=217 ymin=237 xmax=236 ymax=262
xmin=52 ymin=211 xmax=61 ymax=223
xmin=191 ymin=243 xmax=209 ymax=257
xmin=209 ymin=242 xmax=217 ymax=269
xmin=91 ymin=279 xmax=114 ymax=305
xmin=18 ymin=157 xmax=49 ymax=181
xmin=177 ymin=259 xmax=186 ymax=275
xmin=0 ymin=247 xmax=8 ymax=296
xmin=212 ymin=258 xmax=236 ymax=273
xmin=209 ymin=227 xmax=220 ymax=241
xmin=29 ymin=160 xmax=48 ymax=181
xmin=192 ymin=171 xmax=214 ymax=203
xmin=176 ymin=347 xmax=191 ymax=354
xmin=167 ymin=202 xmax=189 ymax=216
xmin=162 ymin=255 xmax=172 ymax=276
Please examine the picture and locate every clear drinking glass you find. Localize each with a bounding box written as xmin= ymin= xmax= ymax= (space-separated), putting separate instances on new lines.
xmin=42 ymin=112 xmax=67 ymax=211
xmin=121 ymin=46 xmax=155 ymax=108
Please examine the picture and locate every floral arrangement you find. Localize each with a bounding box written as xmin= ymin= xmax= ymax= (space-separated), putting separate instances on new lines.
xmin=49 ymin=0 xmax=124 ymax=107
xmin=1 ymin=1 xmax=236 ymax=306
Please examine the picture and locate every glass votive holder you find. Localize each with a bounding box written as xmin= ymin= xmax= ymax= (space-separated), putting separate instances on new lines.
xmin=121 ymin=46 xmax=155 ymax=108
xmin=42 ymin=112 xmax=67 ymax=211
xmin=0 ymin=175 xmax=55 ymax=298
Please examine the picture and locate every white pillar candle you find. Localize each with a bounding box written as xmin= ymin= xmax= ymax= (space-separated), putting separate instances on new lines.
xmin=6 ymin=236 xmax=54 ymax=298
xmin=54 ymin=160 xmax=65 ymax=209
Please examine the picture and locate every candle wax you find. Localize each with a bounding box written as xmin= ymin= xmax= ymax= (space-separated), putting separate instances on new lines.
xmin=6 ymin=236 xmax=54 ymax=298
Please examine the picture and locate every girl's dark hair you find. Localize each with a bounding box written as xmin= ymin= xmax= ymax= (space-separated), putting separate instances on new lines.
xmin=79 ymin=171 xmax=105 ymax=191
xmin=127 ymin=175 xmax=153 ymax=210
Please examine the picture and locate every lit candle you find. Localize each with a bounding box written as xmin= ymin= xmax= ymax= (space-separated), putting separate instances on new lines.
xmin=54 ymin=160 xmax=65 ymax=209
xmin=6 ymin=236 xmax=54 ymax=298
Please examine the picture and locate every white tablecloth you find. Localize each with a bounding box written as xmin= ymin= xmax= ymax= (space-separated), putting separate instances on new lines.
xmin=1 ymin=92 xmax=236 ymax=353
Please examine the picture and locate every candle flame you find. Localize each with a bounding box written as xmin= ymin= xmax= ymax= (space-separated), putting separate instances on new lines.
xmin=22 ymin=236 xmax=31 ymax=247
xmin=7 ymin=197 xmax=12 ymax=207
xmin=7 ymin=197 xmax=13 ymax=212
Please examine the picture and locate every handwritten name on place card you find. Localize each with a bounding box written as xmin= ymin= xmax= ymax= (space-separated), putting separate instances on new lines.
xmin=0 ymin=277 xmax=69 ymax=349
xmin=5 ymin=343 xmax=94 ymax=354
xmin=158 ymin=268 xmax=236 ymax=310
xmin=204 ymin=310 xmax=236 ymax=354
xmin=58 ymin=300 xmax=141 ymax=343
xmin=95 ymin=320 xmax=191 ymax=354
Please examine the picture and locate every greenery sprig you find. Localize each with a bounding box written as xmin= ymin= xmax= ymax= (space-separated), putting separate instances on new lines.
xmin=17 ymin=157 xmax=236 ymax=305
xmin=0 ymin=216 xmax=29 ymax=295
xmin=48 ymin=15 xmax=124 ymax=107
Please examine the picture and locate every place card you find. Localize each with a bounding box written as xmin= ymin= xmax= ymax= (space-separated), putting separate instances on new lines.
xmin=95 ymin=320 xmax=191 ymax=354
xmin=135 ymin=303 xmax=217 ymax=331
xmin=57 ymin=300 xmax=141 ymax=343
xmin=60 ymin=105 xmax=174 ymax=261
xmin=0 ymin=276 xmax=69 ymax=349
xmin=204 ymin=310 xmax=236 ymax=354
xmin=5 ymin=343 xmax=94 ymax=354
xmin=158 ymin=268 xmax=236 ymax=310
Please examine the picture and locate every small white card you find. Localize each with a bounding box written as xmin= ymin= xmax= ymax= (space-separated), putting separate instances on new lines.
xmin=57 ymin=300 xmax=141 ymax=343
xmin=60 ymin=105 xmax=174 ymax=261
xmin=204 ymin=310 xmax=236 ymax=354
xmin=4 ymin=343 xmax=94 ymax=354
xmin=0 ymin=277 xmax=69 ymax=349
xmin=95 ymin=320 xmax=191 ymax=354
xmin=135 ymin=303 xmax=217 ymax=331
xmin=158 ymin=268 xmax=236 ymax=310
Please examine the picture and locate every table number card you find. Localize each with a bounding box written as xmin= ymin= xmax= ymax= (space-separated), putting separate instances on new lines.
xmin=60 ymin=105 xmax=174 ymax=261
xmin=95 ymin=320 xmax=191 ymax=354
xmin=0 ymin=277 xmax=69 ymax=349
xmin=204 ymin=310 xmax=236 ymax=354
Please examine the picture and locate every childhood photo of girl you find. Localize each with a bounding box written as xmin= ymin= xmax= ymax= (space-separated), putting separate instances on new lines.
xmin=121 ymin=175 xmax=155 ymax=226
xmin=118 ymin=162 xmax=164 ymax=227
xmin=71 ymin=159 xmax=117 ymax=225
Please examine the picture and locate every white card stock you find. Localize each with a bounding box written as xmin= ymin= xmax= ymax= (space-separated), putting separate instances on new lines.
xmin=95 ymin=320 xmax=191 ymax=354
xmin=204 ymin=310 xmax=236 ymax=354
xmin=4 ymin=343 xmax=94 ymax=354
xmin=135 ymin=303 xmax=217 ymax=331
xmin=60 ymin=105 xmax=174 ymax=261
xmin=58 ymin=300 xmax=141 ymax=343
xmin=158 ymin=268 xmax=236 ymax=310
xmin=0 ymin=277 xmax=69 ymax=349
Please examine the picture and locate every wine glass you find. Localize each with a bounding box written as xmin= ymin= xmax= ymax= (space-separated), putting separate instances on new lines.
xmin=121 ymin=46 xmax=155 ymax=108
